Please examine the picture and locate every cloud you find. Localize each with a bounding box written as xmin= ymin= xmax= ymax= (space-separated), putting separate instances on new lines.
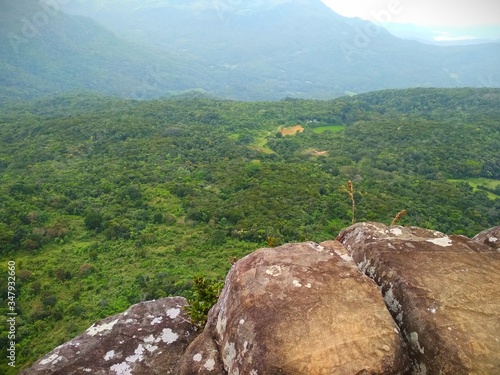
xmin=321 ymin=0 xmax=500 ymax=27
xmin=432 ymin=33 xmax=477 ymax=42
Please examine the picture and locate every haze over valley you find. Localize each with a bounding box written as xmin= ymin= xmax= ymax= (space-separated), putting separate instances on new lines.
xmin=1 ymin=0 xmax=499 ymax=101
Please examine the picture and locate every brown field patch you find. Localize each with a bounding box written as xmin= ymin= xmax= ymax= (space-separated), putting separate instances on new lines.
xmin=281 ymin=125 xmax=304 ymax=136
xmin=304 ymin=149 xmax=329 ymax=156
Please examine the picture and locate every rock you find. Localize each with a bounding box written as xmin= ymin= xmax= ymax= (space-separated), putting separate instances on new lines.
xmin=23 ymin=224 xmax=500 ymax=374
xmin=176 ymin=332 xmax=225 ymax=374
xmin=179 ymin=241 xmax=409 ymax=374
xmin=21 ymin=297 xmax=198 ymax=375
xmin=473 ymin=226 xmax=500 ymax=250
xmin=337 ymin=222 xmax=500 ymax=374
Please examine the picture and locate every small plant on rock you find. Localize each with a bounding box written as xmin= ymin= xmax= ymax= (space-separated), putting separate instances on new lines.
xmin=184 ymin=276 xmax=224 ymax=327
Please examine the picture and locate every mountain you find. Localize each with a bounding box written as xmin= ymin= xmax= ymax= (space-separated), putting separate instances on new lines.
xmin=58 ymin=0 xmax=500 ymax=99
xmin=0 ymin=0 xmax=217 ymax=104
xmin=1 ymin=0 xmax=500 ymax=101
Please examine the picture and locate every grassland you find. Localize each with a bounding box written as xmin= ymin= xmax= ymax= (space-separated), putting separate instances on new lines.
xmin=448 ymin=178 xmax=500 ymax=200
xmin=311 ymin=125 xmax=345 ymax=134
xmin=249 ymin=134 xmax=274 ymax=154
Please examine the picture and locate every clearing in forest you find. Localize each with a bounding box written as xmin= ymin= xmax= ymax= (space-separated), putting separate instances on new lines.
xmin=448 ymin=178 xmax=500 ymax=200
xmin=311 ymin=125 xmax=345 ymax=134
xmin=304 ymin=149 xmax=329 ymax=156
xmin=281 ymin=125 xmax=304 ymax=136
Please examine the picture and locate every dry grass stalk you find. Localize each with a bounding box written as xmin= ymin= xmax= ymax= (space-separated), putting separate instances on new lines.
xmin=347 ymin=180 xmax=355 ymax=225
xmin=391 ymin=209 xmax=407 ymax=226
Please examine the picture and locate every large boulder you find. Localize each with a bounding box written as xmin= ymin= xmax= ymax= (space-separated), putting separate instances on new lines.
xmin=337 ymin=222 xmax=500 ymax=374
xmin=176 ymin=332 xmax=225 ymax=374
xmin=178 ymin=241 xmax=409 ymax=374
xmin=473 ymin=226 xmax=500 ymax=250
xmin=21 ymin=297 xmax=199 ymax=375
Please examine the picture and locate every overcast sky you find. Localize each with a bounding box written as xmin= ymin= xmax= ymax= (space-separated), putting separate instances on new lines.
xmin=320 ymin=0 xmax=500 ymax=27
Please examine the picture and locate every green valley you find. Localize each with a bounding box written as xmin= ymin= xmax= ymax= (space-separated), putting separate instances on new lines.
xmin=0 ymin=88 xmax=499 ymax=373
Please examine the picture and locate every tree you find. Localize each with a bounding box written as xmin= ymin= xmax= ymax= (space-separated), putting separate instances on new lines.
xmin=84 ymin=211 xmax=103 ymax=231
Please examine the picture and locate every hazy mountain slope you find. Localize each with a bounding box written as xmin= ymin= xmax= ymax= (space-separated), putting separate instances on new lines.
xmin=60 ymin=0 xmax=500 ymax=99
xmin=2 ymin=0 xmax=499 ymax=101
xmin=0 ymin=0 xmax=214 ymax=103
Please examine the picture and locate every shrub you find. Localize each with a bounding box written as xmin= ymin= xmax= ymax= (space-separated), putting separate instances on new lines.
xmin=84 ymin=211 xmax=103 ymax=231
xmin=17 ymin=270 xmax=33 ymax=282
xmin=152 ymin=212 xmax=164 ymax=224
xmin=79 ymin=263 xmax=94 ymax=276
xmin=102 ymin=220 xmax=131 ymax=240
xmin=164 ymin=214 xmax=177 ymax=225
xmin=54 ymin=268 xmax=72 ymax=282
xmin=42 ymin=295 xmax=57 ymax=308
xmin=184 ymin=276 xmax=224 ymax=327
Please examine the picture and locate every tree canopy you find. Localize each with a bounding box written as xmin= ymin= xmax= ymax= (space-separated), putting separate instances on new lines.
xmin=0 ymin=88 xmax=499 ymax=373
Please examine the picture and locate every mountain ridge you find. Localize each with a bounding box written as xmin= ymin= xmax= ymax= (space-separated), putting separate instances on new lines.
xmin=0 ymin=0 xmax=218 ymax=104
xmin=1 ymin=0 xmax=500 ymax=102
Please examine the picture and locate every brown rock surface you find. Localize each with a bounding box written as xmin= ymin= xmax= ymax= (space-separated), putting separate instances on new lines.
xmin=21 ymin=297 xmax=198 ymax=375
xmin=176 ymin=332 xmax=225 ymax=374
xmin=179 ymin=241 xmax=409 ymax=374
xmin=337 ymin=222 xmax=500 ymax=374
xmin=473 ymin=226 xmax=500 ymax=250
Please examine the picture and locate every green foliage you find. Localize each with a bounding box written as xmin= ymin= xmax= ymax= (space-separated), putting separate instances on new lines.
xmin=84 ymin=211 xmax=103 ymax=231
xmin=184 ymin=276 xmax=224 ymax=327
xmin=311 ymin=125 xmax=345 ymax=133
xmin=0 ymin=88 xmax=498 ymax=373
xmin=448 ymin=178 xmax=500 ymax=200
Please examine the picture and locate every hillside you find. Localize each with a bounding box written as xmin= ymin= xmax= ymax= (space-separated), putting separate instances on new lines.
xmin=1 ymin=0 xmax=499 ymax=103
xmin=60 ymin=0 xmax=500 ymax=99
xmin=0 ymin=88 xmax=499 ymax=373
xmin=0 ymin=0 xmax=214 ymax=104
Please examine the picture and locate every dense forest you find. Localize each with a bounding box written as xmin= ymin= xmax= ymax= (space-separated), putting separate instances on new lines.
xmin=0 ymin=87 xmax=499 ymax=373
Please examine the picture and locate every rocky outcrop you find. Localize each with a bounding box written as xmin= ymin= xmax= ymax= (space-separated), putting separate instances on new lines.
xmin=337 ymin=222 xmax=500 ymax=374
xmin=176 ymin=332 xmax=225 ymax=374
xmin=23 ymin=224 xmax=500 ymax=375
xmin=473 ymin=226 xmax=500 ymax=250
xmin=21 ymin=297 xmax=198 ymax=375
xmin=178 ymin=241 xmax=409 ymax=374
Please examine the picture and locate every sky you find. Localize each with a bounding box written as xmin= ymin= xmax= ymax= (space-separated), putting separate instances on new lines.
xmin=320 ymin=0 xmax=500 ymax=27
xmin=320 ymin=0 xmax=500 ymax=41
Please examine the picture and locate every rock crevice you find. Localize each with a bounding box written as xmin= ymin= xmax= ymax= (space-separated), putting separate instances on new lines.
xmin=337 ymin=222 xmax=500 ymax=374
